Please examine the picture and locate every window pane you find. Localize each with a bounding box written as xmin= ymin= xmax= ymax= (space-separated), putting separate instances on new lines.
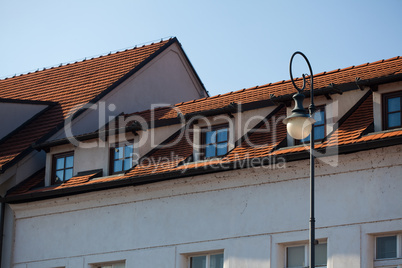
xmin=205 ymin=131 xmax=216 ymax=144
xmin=287 ymin=246 xmax=305 ymax=267
xmin=124 ymin=145 xmax=133 ymax=158
xmin=191 ymin=256 xmax=206 ymax=268
xmin=376 ymin=236 xmax=397 ymax=259
xmin=65 ymin=156 xmax=74 ymax=168
xmin=56 ymin=157 xmax=65 ymax=170
xmin=210 ymin=254 xmax=224 ymax=268
xmin=113 ymin=264 xmax=125 ymax=268
xmin=388 ymin=97 xmax=401 ymax=113
xmin=216 ymin=128 xmax=228 ymax=142
xmin=55 ymin=170 xmax=64 ymax=182
xmin=314 ymin=110 xmax=325 ymax=125
xmin=114 ymin=146 xmax=123 ymax=160
xmin=314 ymin=125 xmax=325 ymax=140
xmin=124 ymin=158 xmax=132 ymax=171
xmin=315 ymin=243 xmax=327 ymax=266
xmin=205 ymin=144 xmax=216 ymax=158
xmin=65 ymin=168 xmax=73 ymax=181
xmin=114 ymin=160 xmax=123 ymax=173
xmin=388 ymin=112 xmax=401 ymax=128
xmin=216 ymin=142 xmax=228 ymax=156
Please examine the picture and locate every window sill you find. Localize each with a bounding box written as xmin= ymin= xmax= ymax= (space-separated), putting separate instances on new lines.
xmin=374 ymin=257 xmax=402 ymax=267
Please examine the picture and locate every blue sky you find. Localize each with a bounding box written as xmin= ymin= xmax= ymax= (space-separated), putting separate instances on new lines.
xmin=0 ymin=0 xmax=401 ymax=97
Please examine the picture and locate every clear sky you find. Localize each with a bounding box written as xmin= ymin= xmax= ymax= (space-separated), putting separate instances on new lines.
xmin=0 ymin=0 xmax=401 ymax=97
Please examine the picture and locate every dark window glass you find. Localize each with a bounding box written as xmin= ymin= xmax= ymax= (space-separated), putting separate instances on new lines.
xmin=190 ymin=256 xmax=206 ymax=268
xmin=190 ymin=254 xmax=223 ymax=268
xmin=376 ymin=236 xmax=397 ymax=259
xmin=202 ymin=125 xmax=229 ymax=159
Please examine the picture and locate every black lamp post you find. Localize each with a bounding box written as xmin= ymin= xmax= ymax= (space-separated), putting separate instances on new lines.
xmin=283 ymin=51 xmax=317 ymax=268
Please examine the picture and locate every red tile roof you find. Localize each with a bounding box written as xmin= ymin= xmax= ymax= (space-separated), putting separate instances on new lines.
xmin=0 ymin=39 xmax=174 ymax=172
xmin=125 ymin=56 xmax=402 ymax=122
xmin=5 ymin=55 xmax=402 ymax=202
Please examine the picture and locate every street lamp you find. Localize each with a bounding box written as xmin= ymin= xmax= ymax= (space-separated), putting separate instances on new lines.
xmin=283 ymin=51 xmax=317 ymax=268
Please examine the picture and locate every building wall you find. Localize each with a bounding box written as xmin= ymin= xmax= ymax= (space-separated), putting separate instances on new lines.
xmin=10 ymin=145 xmax=402 ymax=268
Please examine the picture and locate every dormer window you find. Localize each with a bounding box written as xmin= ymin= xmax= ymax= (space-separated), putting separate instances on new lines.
xmin=110 ymin=143 xmax=134 ymax=174
xmin=52 ymin=152 xmax=74 ymax=184
xmin=382 ymin=91 xmax=402 ymax=130
xmin=202 ymin=124 xmax=229 ymax=159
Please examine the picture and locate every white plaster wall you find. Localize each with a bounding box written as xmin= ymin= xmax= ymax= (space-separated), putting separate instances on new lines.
xmin=0 ymin=102 xmax=47 ymax=140
xmin=10 ymin=145 xmax=402 ymax=268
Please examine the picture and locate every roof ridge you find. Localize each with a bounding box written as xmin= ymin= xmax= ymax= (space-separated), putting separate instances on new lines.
xmin=0 ymin=37 xmax=174 ymax=80
xmin=313 ymin=55 xmax=402 ymax=78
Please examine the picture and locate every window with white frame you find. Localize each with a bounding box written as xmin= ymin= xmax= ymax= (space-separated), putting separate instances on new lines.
xmin=286 ymin=243 xmax=327 ymax=268
xmin=92 ymin=262 xmax=125 ymax=268
xmin=189 ymin=253 xmax=224 ymax=268
xmin=374 ymin=234 xmax=402 ymax=268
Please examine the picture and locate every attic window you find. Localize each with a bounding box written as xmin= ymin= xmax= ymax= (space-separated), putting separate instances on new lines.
xmin=52 ymin=152 xmax=74 ymax=184
xmin=382 ymin=91 xmax=402 ymax=130
xmin=110 ymin=142 xmax=134 ymax=174
xmin=201 ymin=124 xmax=229 ymax=159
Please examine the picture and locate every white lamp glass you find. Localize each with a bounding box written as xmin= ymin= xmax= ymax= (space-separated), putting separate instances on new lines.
xmin=286 ymin=117 xmax=314 ymax=140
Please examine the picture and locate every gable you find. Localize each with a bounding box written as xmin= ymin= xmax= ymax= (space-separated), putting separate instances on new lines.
xmin=0 ymin=38 xmax=207 ymax=175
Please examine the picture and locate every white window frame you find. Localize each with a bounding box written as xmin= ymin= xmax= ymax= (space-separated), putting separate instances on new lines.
xmin=187 ymin=251 xmax=224 ymax=268
xmin=374 ymin=234 xmax=402 ymax=268
xmin=285 ymin=241 xmax=327 ymax=268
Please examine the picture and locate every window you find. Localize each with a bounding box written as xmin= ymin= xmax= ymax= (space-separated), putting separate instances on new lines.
xmin=201 ymin=124 xmax=229 ymax=159
xmin=286 ymin=243 xmax=327 ymax=268
xmin=92 ymin=262 xmax=125 ymax=268
xmin=383 ymin=91 xmax=402 ymax=130
xmin=374 ymin=234 xmax=402 ymax=268
xmin=52 ymin=152 xmax=74 ymax=184
xmin=298 ymin=107 xmax=326 ymax=144
xmin=190 ymin=253 xmax=223 ymax=268
xmin=110 ymin=143 xmax=134 ymax=174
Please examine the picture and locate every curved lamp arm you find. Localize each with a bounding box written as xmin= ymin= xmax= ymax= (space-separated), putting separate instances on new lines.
xmin=283 ymin=52 xmax=316 ymax=140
